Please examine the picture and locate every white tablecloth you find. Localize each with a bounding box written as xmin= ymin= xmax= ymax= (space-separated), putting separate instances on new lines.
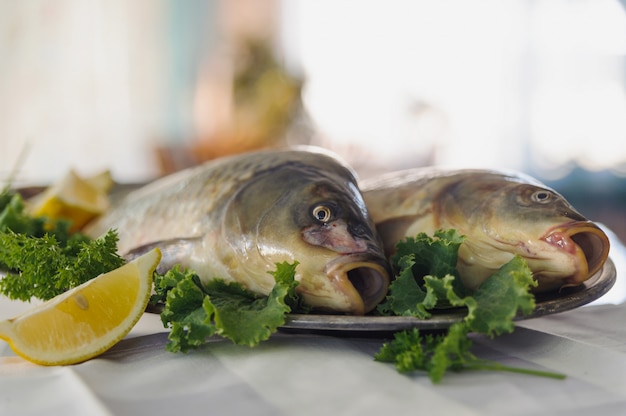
xmin=1 ymin=229 xmax=625 ymax=416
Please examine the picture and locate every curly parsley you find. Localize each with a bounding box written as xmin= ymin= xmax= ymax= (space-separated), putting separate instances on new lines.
xmin=0 ymin=187 xmax=124 ymax=301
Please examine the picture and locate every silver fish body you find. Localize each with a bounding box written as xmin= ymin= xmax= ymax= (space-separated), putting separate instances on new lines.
xmin=361 ymin=168 xmax=610 ymax=293
xmin=85 ymin=148 xmax=390 ymax=315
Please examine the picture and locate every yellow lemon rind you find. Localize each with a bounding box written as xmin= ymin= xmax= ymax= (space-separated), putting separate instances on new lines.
xmin=0 ymin=248 xmax=161 ymax=366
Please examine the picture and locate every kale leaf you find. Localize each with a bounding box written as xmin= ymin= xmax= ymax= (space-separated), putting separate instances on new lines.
xmin=155 ymin=262 xmax=300 ymax=352
xmin=374 ymin=231 xmax=564 ymax=382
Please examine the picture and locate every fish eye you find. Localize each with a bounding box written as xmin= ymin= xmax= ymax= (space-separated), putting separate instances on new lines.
xmin=531 ymin=190 xmax=553 ymax=204
xmin=312 ymin=205 xmax=333 ymax=223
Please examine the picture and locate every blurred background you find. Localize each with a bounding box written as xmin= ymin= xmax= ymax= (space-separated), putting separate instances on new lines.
xmin=0 ymin=0 xmax=624 ymax=242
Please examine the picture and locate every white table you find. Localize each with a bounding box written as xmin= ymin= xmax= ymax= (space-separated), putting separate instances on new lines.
xmin=1 ymin=229 xmax=625 ymax=416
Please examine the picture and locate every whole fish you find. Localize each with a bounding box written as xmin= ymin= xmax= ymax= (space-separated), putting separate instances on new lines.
xmin=360 ymin=168 xmax=610 ymax=293
xmin=84 ymin=148 xmax=390 ymax=315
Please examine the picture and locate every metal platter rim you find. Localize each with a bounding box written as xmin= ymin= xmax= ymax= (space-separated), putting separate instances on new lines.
xmin=281 ymin=257 xmax=617 ymax=332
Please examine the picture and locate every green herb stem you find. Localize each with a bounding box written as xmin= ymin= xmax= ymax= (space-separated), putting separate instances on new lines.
xmin=464 ymin=359 xmax=566 ymax=380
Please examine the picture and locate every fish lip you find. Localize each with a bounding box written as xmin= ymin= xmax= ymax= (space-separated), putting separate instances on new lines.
xmin=541 ymin=221 xmax=610 ymax=286
xmin=325 ymin=254 xmax=391 ymax=315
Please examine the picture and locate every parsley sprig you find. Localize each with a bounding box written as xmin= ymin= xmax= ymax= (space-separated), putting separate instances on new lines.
xmin=373 ymin=230 xmax=565 ymax=382
xmin=0 ymin=187 xmax=124 ymax=301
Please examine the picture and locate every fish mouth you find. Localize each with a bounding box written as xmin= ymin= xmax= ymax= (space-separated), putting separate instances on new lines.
xmin=541 ymin=221 xmax=610 ymax=288
xmin=325 ymin=254 xmax=391 ymax=315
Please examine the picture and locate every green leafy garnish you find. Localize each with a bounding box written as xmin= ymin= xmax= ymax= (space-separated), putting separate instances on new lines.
xmin=374 ymin=230 xmax=564 ymax=382
xmin=391 ymin=229 xmax=465 ymax=280
xmin=375 ymin=324 xmax=564 ymax=383
xmin=467 ymin=256 xmax=537 ymax=336
xmin=0 ymin=229 xmax=124 ymax=301
xmin=376 ymin=230 xmax=468 ymax=317
xmin=0 ymin=188 xmax=74 ymax=240
xmin=155 ymin=261 xmax=301 ymax=352
xmin=0 ymin=187 xmax=124 ymax=301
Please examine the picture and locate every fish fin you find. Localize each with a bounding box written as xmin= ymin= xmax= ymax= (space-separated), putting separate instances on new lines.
xmin=124 ymin=237 xmax=202 ymax=274
xmin=375 ymin=215 xmax=422 ymax=256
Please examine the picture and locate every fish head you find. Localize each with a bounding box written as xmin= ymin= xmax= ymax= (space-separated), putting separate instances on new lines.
xmin=440 ymin=173 xmax=610 ymax=292
xmin=223 ymin=158 xmax=390 ymax=315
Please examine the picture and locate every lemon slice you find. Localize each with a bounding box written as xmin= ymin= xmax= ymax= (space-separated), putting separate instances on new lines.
xmin=27 ymin=169 xmax=112 ymax=232
xmin=0 ymin=248 xmax=161 ymax=366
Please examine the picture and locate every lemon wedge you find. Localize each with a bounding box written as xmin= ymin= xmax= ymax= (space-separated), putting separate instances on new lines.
xmin=83 ymin=169 xmax=114 ymax=194
xmin=27 ymin=169 xmax=112 ymax=232
xmin=0 ymin=248 xmax=161 ymax=366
